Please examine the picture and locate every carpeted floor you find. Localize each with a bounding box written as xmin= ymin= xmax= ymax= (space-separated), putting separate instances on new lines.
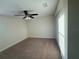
xmin=0 ymin=38 xmax=61 ymax=59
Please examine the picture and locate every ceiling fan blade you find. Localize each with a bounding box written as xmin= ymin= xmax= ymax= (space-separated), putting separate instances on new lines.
xmin=23 ymin=16 xmax=26 ymax=19
xmin=30 ymin=14 xmax=38 ymax=16
xmin=24 ymin=11 xmax=28 ymax=15
xmin=30 ymin=16 xmax=34 ymax=19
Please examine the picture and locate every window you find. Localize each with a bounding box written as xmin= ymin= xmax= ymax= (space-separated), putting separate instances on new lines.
xmin=58 ymin=13 xmax=65 ymax=57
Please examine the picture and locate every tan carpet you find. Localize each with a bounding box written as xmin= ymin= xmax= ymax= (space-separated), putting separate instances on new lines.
xmin=0 ymin=38 xmax=61 ymax=59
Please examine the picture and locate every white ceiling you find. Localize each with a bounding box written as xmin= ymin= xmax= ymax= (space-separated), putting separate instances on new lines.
xmin=0 ymin=0 xmax=58 ymax=17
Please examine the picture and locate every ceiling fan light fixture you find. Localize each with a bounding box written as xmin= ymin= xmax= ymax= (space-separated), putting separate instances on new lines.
xmin=25 ymin=16 xmax=31 ymax=20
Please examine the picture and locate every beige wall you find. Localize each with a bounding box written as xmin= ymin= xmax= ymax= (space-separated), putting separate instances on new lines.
xmin=27 ymin=16 xmax=56 ymax=38
xmin=0 ymin=16 xmax=28 ymax=52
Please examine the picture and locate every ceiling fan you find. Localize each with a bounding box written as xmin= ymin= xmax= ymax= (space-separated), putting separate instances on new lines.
xmin=15 ymin=10 xmax=38 ymax=19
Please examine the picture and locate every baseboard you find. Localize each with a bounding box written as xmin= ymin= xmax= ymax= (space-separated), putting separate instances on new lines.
xmin=28 ymin=37 xmax=56 ymax=39
xmin=0 ymin=37 xmax=29 ymax=53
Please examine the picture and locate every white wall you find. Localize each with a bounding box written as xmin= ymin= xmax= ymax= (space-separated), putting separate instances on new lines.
xmin=0 ymin=16 xmax=28 ymax=52
xmin=0 ymin=16 xmax=56 ymax=52
xmin=27 ymin=16 xmax=56 ymax=38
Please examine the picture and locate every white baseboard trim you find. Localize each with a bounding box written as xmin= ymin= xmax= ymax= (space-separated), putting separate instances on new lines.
xmin=28 ymin=37 xmax=56 ymax=39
